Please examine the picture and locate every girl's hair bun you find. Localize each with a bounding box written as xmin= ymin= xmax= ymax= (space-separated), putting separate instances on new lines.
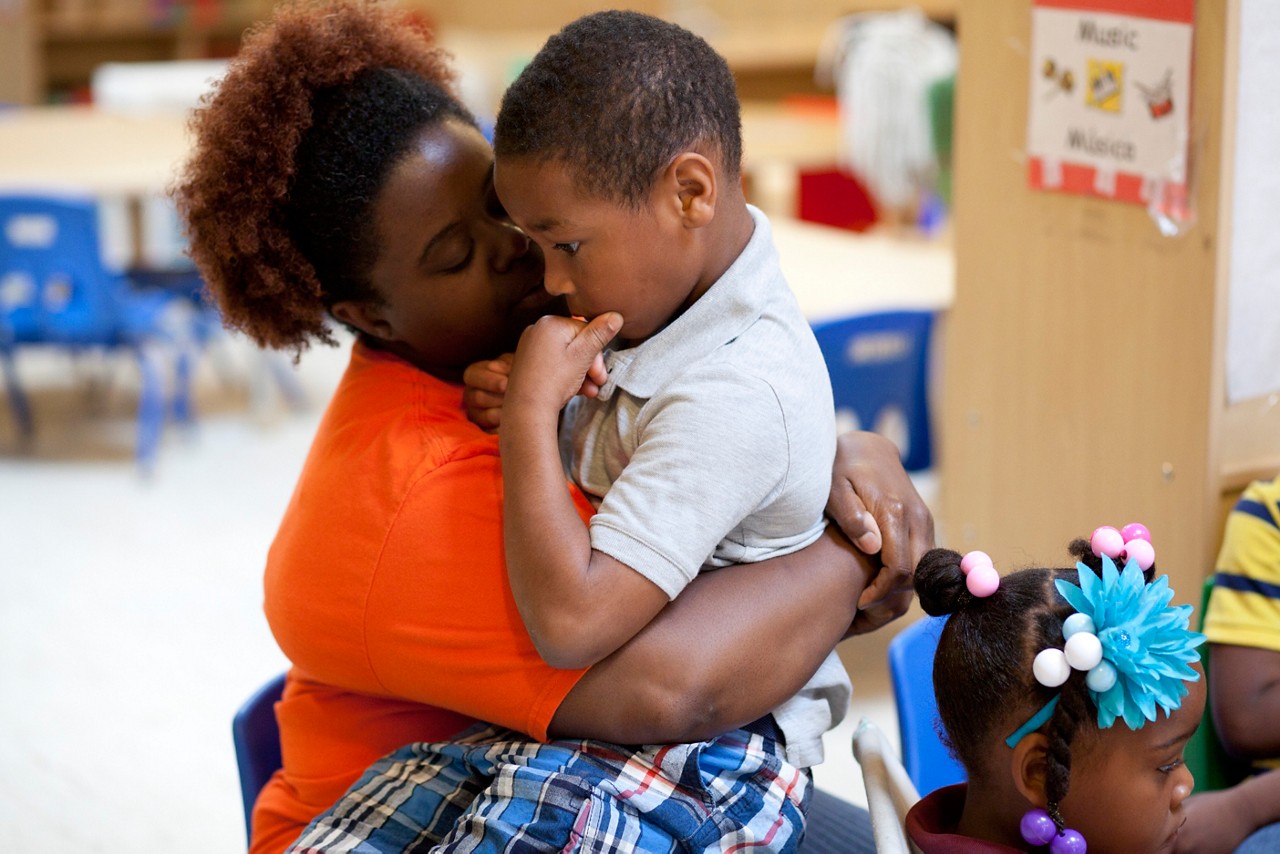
xmin=914 ymin=547 xmax=969 ymax=616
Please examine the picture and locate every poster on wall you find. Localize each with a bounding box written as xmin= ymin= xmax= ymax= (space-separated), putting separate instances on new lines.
xmin=1026 ymin=0 xmax=1194 ymax=232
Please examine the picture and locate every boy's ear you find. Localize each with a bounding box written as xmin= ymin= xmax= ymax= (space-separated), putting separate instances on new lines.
xmin=661 ymin=152 xmax=716 ymax=228
xmin=1010 ymin=733 xmax=1052 ymax=808
xmin=331 ymin=299 xmax=394 ymax=341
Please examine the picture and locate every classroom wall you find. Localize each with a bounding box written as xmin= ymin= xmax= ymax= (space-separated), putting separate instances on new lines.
xmin=940 ymin=0 xmax=1238 ymax=600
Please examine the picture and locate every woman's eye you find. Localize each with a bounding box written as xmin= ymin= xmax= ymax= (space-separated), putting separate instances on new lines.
xmin=442 ymin=242 xmax=475 ymax=274
xmin=552 ymin=241 xmax=580 ymax=256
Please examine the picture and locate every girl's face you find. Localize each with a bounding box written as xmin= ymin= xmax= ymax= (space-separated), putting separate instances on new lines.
xmin=361 ymin=118 xmax=559 ymax=380
xmin=1056 ymin=674 xmax=1205 ymax=854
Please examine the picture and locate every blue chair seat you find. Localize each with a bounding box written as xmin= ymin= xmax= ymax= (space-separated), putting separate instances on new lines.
xmin=812 ymin=310 xmax=936 ymax=472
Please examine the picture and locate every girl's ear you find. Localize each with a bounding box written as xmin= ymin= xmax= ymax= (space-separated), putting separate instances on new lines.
xmin=660 ymin=152 xmax=716 ymax=228
xmin=1010 ymin=732 xmax=1052 ymax=808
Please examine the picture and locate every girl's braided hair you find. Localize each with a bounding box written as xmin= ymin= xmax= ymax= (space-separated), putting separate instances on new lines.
xmin=914 ymin=541 xmax=1157 ymax=809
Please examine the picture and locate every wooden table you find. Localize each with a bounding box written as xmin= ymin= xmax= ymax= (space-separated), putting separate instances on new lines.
xmin=0 ymin=105 xmax=190 ymax=196
xmin=774 ymin=218 xmax=953 ymax=322
xmin=0 ymin=105 xmax=192 ymax=268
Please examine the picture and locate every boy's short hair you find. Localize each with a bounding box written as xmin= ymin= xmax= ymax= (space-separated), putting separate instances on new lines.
xmin=494 ymin=10 xmax=742 ymax=207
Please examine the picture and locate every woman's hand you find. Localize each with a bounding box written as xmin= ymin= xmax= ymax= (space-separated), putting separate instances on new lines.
xmin=827 ymin=431 xmax=935 ymax=635
xmin=462 ymin=353 xmax=513 ymax=432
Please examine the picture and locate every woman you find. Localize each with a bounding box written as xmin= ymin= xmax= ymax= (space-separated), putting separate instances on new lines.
xmin=176 ymin=3 xmax=932 ymax=852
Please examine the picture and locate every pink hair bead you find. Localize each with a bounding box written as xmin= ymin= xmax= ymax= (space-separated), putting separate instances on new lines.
xmin=1120 ymin=522 xmax=1151 ymax=543
xmin=967 ymin=563 xmax=1000 ymax=597
xmin=960 ymin=550 xmax=993 ymax=576
xmin=1090 ymin=526 xmax=1124 ymax=559
xmin=1124 ymin=537 xmax=1156 ymax=570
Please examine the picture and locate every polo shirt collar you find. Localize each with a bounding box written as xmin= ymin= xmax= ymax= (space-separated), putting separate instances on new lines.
xmin=598 ymin=205 xmax=778 ymax=400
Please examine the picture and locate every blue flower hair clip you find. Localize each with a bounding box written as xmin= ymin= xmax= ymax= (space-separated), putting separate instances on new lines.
xmin=1005 ymin=525 xmax=1204 ymax=748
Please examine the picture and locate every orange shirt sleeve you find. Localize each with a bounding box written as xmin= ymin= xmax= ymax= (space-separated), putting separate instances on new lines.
xmin=364 ymin=442 xmax=591 ymax=741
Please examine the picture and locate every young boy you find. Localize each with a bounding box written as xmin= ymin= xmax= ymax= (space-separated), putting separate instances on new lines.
xmin=493 ymin=10 xmax=848 ymax=773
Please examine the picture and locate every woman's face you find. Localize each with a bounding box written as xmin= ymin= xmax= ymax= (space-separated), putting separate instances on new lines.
xmin=1057 ymin=674 xmax=1204 ymax=854
xmin=360 ymin=118 xmax=557 ymax=380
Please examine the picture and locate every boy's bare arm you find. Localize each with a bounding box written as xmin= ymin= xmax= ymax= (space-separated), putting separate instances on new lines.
xmin=1209 ymin=643 xmax=1280 ymax=757
xmin=501 ymin=312 xmax=668 ymax=669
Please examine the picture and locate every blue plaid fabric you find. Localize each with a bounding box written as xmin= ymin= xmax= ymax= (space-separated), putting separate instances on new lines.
xmin=288 ymin=721 xmax=811 ymax=853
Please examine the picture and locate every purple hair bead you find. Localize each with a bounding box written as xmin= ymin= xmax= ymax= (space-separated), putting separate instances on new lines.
xmin=1050 ymin=828 xmax=1087 ymax=854
xmin=1020 ymin=808 xmax=1057 ymax=847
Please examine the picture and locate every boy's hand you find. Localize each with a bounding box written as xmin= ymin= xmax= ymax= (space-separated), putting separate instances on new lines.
xmin=462 ymin=353 xmax=513 ymax=432
xmin=507 ymin=312 xmax=623 ymax=414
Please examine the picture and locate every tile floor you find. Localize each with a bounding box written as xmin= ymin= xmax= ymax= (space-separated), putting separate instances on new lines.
xmin=0 ymin=334 xmax=908 ymax=852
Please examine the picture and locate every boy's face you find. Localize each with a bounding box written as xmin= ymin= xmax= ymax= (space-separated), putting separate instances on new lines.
xmin=494 ymin=155 xmax=704 ymax=343
xmin=1055 ymin=673 xmax=1204 ymax=854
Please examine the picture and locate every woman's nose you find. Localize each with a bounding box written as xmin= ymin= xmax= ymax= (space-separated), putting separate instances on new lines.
xmin=491 ymin=222 xmax=531 ymax=273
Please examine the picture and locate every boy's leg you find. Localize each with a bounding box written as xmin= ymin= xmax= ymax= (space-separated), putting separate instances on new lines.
xmin=437 ymin=718 xmax=810 ymax=854
xmin=286 ymin=724 xmax=511 ymax=853
xmin=288 ymin=720 xmax=809 ymax=853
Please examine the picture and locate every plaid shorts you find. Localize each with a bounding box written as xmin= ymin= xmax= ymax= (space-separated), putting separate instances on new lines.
xmin=288 ymin=718 xmax=811 ymax=853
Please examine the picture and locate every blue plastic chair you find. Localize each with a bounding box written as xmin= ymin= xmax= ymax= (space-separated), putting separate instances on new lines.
xmin=232 ymin=672 xmax=286 ymax=844
xmin=0 ymin=194 xmax=198 ymax=468
xmin=887 ymin=614 xmax=967 ymax=795
xmin=812 ymin=310 xmax=936 ymax=472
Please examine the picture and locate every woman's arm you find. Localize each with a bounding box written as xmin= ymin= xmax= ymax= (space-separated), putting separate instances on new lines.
xmin=549 ymin=523 xmax=874 ymax=742
xmin=550 ymin=432 xmax=935 ymax=744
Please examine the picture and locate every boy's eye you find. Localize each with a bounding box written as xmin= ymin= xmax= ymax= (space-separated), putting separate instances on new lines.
xmin=552 ymin=241 xmax=580 ymax=256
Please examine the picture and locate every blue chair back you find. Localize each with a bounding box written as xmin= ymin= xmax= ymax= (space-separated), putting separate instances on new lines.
xmin=232 ymin=673 xmax=286 ymax=844
xmin=887 ymin=614 xmax=966 ymax=795
xmin=0 ymin=195 xmax=122 ymax=345
xmin=812 ymin=310 xmax=935 ymax=471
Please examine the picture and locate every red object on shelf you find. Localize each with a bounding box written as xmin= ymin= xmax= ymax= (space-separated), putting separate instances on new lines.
xmin=797 ymin=168 xmax=879 ymax=233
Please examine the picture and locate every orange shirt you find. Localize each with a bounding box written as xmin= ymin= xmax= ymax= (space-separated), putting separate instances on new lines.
xmin=251 ymin=343 xmax=592 ymax=854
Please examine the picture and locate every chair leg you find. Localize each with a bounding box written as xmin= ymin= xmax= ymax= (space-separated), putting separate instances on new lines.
xmin=134 ymin=343 xmax=167 ymax=473
xmin=171 ymin=344 xmax=195 ymax=426
xmin=0 ymin=349 xmax=34 ymax=439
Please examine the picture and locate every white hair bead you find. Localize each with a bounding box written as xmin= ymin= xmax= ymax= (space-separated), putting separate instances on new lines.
xmin=1064 ymin=631 xmax=1103 ymax=671
xmin=1062 ymin=613 xmax=1097 ymax=639
xmin=1086 ymin=659 xmax=1118 ymax=693
xmin=1033 ymin=648 xmax=1071 ymax=688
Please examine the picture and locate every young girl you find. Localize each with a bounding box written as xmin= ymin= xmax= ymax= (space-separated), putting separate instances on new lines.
xmin=905 ymin=526 xmax=1206 ymax=853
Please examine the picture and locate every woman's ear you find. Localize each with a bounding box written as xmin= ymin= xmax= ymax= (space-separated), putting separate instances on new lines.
xmin=330 ymin=299 xmax=394 ymax=341
xmin=662 ymin=152 xmax=716 ymax=228
xmin=1010 ymin=732 xmax=1052 ymax=808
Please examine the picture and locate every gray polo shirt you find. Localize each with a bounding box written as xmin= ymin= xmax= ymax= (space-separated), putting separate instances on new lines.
xmin=559 ymin=205 xmax=848 ymax=768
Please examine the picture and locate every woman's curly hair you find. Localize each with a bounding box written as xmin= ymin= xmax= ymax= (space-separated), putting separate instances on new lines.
xmin=175 ymin=0 xmax=470 ymax=353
